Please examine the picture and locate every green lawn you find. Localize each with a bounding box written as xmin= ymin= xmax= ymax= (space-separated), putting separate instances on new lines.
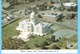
xmin=2 ymin=18 xmax=22 ymax=39
xmin=27 ymin=36 xmax=46 ymax=49
xmin=27 ymin=33 xmax=53 ymax=49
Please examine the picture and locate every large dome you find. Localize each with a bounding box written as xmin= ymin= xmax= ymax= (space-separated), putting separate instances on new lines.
xmin=30 ymin=11 xmax=36 ymax=19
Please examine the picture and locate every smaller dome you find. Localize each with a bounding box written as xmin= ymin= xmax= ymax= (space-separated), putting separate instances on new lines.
xmin=30 ymin=11 xmax=36 ymax=19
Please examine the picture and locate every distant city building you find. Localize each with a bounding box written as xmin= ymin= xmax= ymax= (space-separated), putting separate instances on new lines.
xmin=63 ymin=2 xmax=77 ymax=7
xmin=52 ymin=29 xmax=77 ymax=40
xmin=40 ymin=11 xmax=63 ymax=22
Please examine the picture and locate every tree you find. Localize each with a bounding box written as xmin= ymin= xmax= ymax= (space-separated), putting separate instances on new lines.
xmin=51 ymin=44 xmax=60 ymax=49
xmin=38 ymin=14 xmax=43 ymax=18
xmin=35 ymin=43 xmax=40 ymax=47
xmin=29 ymin=34 xmax=35 ymax=38
xmin=19 ymin=43 xmax=31 ymax=49
xmin=40 ymin=41 xmax=49 ymax=49
xmin=46 ymin=38 xmax=51 ymax=44
xmin=50 ymin=30 xmax=54 ymax=33
xmin=51 ymin=35 xmax=55 ymax=42
xmin=71 ymin=13 xmax=76 ymax=19
xmin=2 ymin=37 xmax=26 ymax=49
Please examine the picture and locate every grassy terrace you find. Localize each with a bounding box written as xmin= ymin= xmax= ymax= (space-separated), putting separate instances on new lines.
xmin=27 ymin=33 xmax=53 ymax=49
xmin=27 ymin=36 xmax=46 ymax=49
xmin=2 ymin=18 xmax=23 ymax=39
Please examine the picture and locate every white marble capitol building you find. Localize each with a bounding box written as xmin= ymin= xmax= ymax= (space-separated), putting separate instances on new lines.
xmin=16 ymin=11 xmax=51 ymax=40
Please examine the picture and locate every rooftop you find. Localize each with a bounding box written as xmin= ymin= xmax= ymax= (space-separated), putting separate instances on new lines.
xmin=63 ymin=2 xmax=77 ymax=7
xmin=53 ymin=29 xmax=77 ymax=39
